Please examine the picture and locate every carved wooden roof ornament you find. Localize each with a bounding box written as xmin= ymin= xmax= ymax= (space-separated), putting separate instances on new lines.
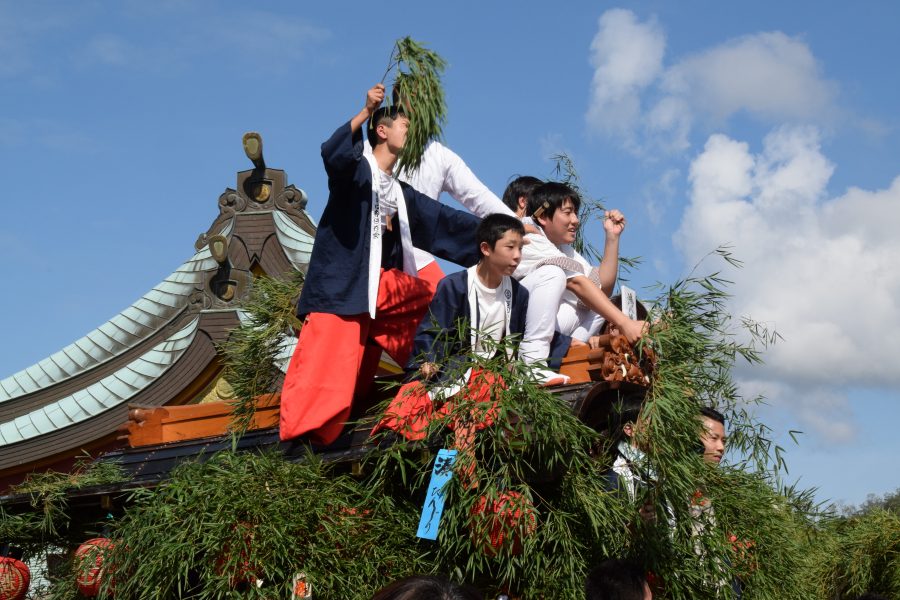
xmin=0 ymin=132 xmax=315 ymax=487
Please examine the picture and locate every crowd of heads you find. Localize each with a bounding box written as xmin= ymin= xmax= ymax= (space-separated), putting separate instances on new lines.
xmin=368 ymin=565 xmax=653 ymax=600
xmin=585 ymin=559 xmax=653 ymax=600
xmin=369 ymin=575 xmax=482 ymax=600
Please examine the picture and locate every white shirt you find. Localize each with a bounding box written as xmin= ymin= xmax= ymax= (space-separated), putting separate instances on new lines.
xmin=513 ymin=218 xmax=592 ymax=307
xmin=363 ymin=140 xmax=514 ymax=269
xmin=471 ymin=275 xmax=506 ymax=358
xmin=373 ymin=168 xmax=399 ymax=230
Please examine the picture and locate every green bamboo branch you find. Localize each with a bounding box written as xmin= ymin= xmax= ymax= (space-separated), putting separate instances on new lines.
xmin=383 ymin=37 xmax=448 ymax=174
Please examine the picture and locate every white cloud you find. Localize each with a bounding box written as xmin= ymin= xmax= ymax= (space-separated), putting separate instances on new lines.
xmin=740 ymin=378 xmax=857 ymax=444
xmin=585 ymin=11 xmax=840 ymax=155
xmin=586 ymin=9 xmax=665 ymax=143
xmin=791 ymin=387 xmax=857 ymax=444
xmin=676 ymin=125 xmax=900 ymax=439
xmin=659 ymin=32 xmax=836 ymax=123
xmin=645 ymin=96 xmax=692 ymax=152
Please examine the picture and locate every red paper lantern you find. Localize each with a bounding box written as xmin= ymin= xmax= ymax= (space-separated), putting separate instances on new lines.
xmin=469 ymin=491 xmax=537 ymax=556
xmin=74 ymin=537 xmax=114 ymax=597
xmin=0 ymin=557 xmax=30 ymax=600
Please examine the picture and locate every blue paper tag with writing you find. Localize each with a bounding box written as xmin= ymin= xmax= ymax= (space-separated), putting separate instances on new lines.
xmin=416 ymin=449 xmax=458 ymax=540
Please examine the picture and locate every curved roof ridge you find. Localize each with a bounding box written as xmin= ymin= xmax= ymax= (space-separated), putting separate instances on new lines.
xmin=0 ymin=316 xmax=199 ymax=446
xmin=0 ymin=223 xmax=231 ymax=403
xmin=273 ymin=210 xmax=315 ymax=271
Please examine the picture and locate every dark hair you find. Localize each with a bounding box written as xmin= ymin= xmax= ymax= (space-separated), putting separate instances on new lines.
xmin=700 ymin=406 xmax=725 ymax=426
xmin=608 ymin=391 xmax=646 ymax=447
xmin=476 ymin=213 xmax=525 ymax=253
xmin=502 ymin=175 xmax=543 ymax=213
xmin=369 ymin=575 xmax=482 ymax=600
xmin=585 ymin=559 xmax=648 ymax=600
xmin=527 ymin=181 xmax=581 ymax=221
xmin=855 ymin=595 xmax=890 ymax=600
xmin=367 ymin=105 xmax=406 ymax=147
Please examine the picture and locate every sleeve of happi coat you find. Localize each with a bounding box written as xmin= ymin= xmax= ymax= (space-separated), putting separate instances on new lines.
xmin=403 ymin=184 xmax=482 ymax=268
xmin=408 ymin=274 xmax=467 ymax=371
xmin=320 ymin=121 xmax=364 ymax=183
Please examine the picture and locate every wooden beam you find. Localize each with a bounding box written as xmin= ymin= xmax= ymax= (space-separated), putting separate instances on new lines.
xmin=126 ymin=394 xmax=280 ymax=447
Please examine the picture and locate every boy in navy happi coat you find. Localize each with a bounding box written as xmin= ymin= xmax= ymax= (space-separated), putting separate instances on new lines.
xmin=374 ymin=214 xmax=529 ymax=441
xmin=279 ymin=84 xmax=481 ymax=445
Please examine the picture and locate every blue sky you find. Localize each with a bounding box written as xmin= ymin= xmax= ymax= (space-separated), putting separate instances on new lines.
xmin=2 ymin=1 xmax=898 ymax=507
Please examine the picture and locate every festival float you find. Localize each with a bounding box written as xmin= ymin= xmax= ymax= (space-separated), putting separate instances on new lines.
xmin=2 ymin=37 xmax=889 ymax=600
xmin=0 ymin=116 xmax=658 ymax=598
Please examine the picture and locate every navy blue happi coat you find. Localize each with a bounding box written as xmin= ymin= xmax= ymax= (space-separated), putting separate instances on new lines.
xmin=297 ymin=122 xmax=482 ymax=319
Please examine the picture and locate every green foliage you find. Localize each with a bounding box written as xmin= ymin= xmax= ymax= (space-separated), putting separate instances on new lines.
xmin=0 ymin=459 xmax=125 ymax=600
xmin=382 ymin=37 xmax=447 ymax=175
xmin=4 ymin=458 xmax=124 ymax=543
xmin=0 ymin=508 xmax=47 ymax=557
xmin=607 ymin=248 xmax=802 ymax=599
xmin=358 ymin=241 xmax=798 ymax=598
xmin=90 ymin=452 xmax=429 ymax=600
xmin=703 ymin=469 xmax=822 ymax=600
xmin=221 ymin=272 xmax=303 ymax=439
xmin=367 ymin=348 xmax=635 ymax=598
xmin=10 ymin=241 xmax=894 ymax=599
xmin=807 ymin=509 xmax=900 ymax=599
xmin=647 ymin=247 xmax=783 ymax=476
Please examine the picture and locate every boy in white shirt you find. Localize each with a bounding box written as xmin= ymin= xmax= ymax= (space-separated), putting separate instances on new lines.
xmin=513 ymin=182 xmax=647 ymax=372
xmin=374 ymin=213 xmax=529 ymax=441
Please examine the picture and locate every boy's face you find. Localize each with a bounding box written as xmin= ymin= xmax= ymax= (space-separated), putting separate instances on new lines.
xmin=377 ymin=115 xmax=409 ymax=153
xmin=699 ymin=416 xmax=726 ymax=464
xmin=481 ymin=229 xmax=524 ymax=277
xmin=537 ymin=197 xmax=579 ymax=246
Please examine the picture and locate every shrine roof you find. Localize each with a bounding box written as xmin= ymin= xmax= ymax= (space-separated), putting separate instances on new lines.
xmin=0 ymin=155 xmax=315 ymax=480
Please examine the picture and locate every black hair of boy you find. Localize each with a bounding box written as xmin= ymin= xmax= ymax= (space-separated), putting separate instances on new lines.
xmin=527 ymin=181 xmax=582 ymax=219
xmin=502 ymin=175 xmax=543 ymax=213
xmin=608 ymin=391 xmax=646 ymax=447
xmin=700 ymin=406 xmax=725 ymax=426
xmin=369 ymin=575 xmax=482 ymax=600
xmin=476 ymin=213 xmax=525 ymax=251
xmin=366 ymin=105 xmax=406 ymax=148
xmin=585 ymin=559 xmax=649 ymax=600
